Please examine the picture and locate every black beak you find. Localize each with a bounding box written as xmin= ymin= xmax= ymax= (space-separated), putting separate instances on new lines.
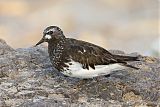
xmin=35 ymin=38 xmax=45 ymax=47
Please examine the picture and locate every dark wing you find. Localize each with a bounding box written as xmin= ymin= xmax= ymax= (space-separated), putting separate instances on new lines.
xmin=66 ymin=39 xmax=119 ymax=70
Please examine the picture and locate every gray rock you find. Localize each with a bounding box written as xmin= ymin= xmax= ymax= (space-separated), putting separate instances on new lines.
xmin=0 ymin=39 xmax=15 ymax=55
xmin=0 ymin=39 xmax=159 ymax=107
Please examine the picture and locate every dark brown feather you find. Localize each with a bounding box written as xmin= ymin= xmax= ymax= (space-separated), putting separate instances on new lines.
xmin=63 ymin=38 xmax=139 ymax=70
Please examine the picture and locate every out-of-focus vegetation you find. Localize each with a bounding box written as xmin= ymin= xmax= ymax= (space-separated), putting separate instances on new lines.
xmin=0 ymin=0 xmax=159 ymax=57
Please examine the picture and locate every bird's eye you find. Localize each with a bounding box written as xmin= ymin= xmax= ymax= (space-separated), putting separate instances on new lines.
xmin=48 ymin=31 xmax=53 ymax=35
xmin=57 ymin=27 xmax=61 ymax=31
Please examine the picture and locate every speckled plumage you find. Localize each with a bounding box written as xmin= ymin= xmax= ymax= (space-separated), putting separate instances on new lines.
xmin=35 ymin=26 xmax=139 ymax=78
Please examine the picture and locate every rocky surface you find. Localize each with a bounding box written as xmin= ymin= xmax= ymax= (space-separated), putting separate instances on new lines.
xmin=0 ymin=39 xmax=159 ymax=107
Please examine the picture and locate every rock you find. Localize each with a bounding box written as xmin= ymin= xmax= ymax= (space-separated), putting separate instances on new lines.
xmin=0 ymin=39 xmax=15 ymax=55
xmin=0 ymin=39 xmax=160 ymax=107
xmin=0 ymin=98 xmax=6 ymax=107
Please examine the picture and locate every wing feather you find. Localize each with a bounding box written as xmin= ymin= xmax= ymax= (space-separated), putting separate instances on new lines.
xmin=66 ymin=39 xmax=118 ymax=70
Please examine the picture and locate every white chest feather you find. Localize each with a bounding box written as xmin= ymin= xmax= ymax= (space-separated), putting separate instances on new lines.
xmin=62 ymin=60 xmax=125 ymax=78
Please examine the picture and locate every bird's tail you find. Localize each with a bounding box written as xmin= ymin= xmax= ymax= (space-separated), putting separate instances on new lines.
xmin=114 ymin=54 xmax=140 ymax=62
xmin=114 ymin=54 xmax=140 ymax=70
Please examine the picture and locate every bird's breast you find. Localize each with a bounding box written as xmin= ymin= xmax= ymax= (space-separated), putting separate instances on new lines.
xmin=48 ymin=43 xmax=66 ymax=70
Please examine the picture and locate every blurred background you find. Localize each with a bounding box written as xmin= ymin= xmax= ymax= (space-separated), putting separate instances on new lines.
xmin=0 ymin=0 xmax=159 ymax=57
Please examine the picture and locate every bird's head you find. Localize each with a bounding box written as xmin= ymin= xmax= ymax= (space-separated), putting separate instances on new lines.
xmin=35 ymin=26 xmax=65 ymax=46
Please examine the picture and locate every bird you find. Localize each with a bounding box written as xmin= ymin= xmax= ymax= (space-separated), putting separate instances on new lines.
xmin=35 ymin=26 xmax=139 ymax=79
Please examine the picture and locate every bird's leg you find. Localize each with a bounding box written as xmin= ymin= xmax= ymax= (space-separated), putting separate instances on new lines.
xmin=104 ymin=74 xmax=111 ymax=78
xmin=92 ymin=74 xmax=111 ymax=83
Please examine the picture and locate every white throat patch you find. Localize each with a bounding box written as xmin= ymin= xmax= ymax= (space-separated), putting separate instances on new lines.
xmin=45 ymin=35 xmax=52 ymax=39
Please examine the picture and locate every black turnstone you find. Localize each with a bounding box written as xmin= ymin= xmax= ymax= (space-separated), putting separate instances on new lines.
xmin=35 ymin=26 xmax=139 ymax=78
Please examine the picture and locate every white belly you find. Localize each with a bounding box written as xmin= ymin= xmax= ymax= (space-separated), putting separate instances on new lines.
xmin=62 ymin=60 xmax=125 ymax=78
